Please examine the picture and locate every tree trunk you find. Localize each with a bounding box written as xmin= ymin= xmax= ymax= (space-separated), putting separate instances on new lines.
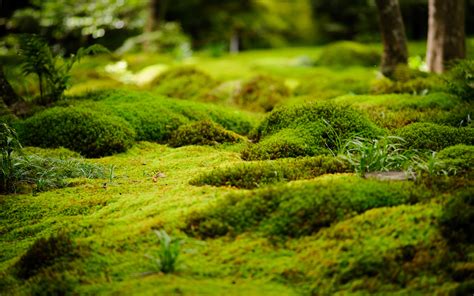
xmin=144 ymin=0 xmax=159 ymax=52
xmin=375 ymin=0 xmax=409 ymax=77
xmin=426 ymin=0 xmax=466 ymax=73
xmin=0 ymin=66 xmax=21 ymax=107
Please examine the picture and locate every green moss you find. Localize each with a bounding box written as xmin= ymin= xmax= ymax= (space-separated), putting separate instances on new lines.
xmin=191 ymin=156 xmax=350 ymax=189
xmin=185 ymin=176 xmax=426 ymax=238
xmin=446 ymin=59 xmax=474 ymax=101
xmin=169 ymin=120 xmax=244 ymax=147
xmin=243 ymin=102 xmax=382 ymax=159
xmin=439 ymin=190 xmax=474 ymax=244
xmin=233 ymin=75 xmax=290 ymax=112
xmin=151 ymin=66 xmax=218 ymax=101
xmin=16 ymin=107 xmax=135 ymax=157
xmin=396 ymin=123 xmax=474 ymax=151
xmin=317 ymin=41 xmax=380 ymax=67
xmin=437 ymin=145 xmax=474 ymax=176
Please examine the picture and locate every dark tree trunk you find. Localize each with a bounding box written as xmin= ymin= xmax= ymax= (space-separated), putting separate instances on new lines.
xmin=0 ymin=66 xmax=21 ymax=107
xmin=144 ymin=0 xmax=159 ymax=52
xmin=375 ymin=0 xmax=409 ymax=77
xmin=426 ymin=0 xmax=466 ymax=73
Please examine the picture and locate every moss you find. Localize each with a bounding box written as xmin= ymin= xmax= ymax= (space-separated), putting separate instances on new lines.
xmin=439 ymin=190 xmax=474 ymax=244
xmin=169 ymin=120 xmax=244 ymax=147
xmin=14 ymin=232 xmax=77 ymax=280
xmin=317 ymin=41 xmax=380 ymax=67
xmin=446 ymin=59 xmax=474 ymax=101
xmin=243 ymin=102 xmax=382 ymax=160
xmin=185 ymin=176 xmax=426 ymax=238
xmin=233 ymin=75 xmax=290 ymax=112
xmin=16 ymin=107 xmax=135 ymax=157
xmin=151 ymin=66 xmax=218 ymax=101
xmin=437 ymin=145 xmax=474 ymax=176
xmin=190 ymin=156 xmax=350 ymax=189
xmin=395 ymin=123 xmax=474 ymax=151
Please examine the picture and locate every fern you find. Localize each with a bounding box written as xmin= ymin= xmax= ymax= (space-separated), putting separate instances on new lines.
xmin=19 ymin=34 xmax=109 ymax=104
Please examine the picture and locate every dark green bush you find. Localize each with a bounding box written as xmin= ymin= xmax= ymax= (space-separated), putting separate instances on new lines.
xmin=317 ymin=41 xmax=380 ymax=67
xmin=16 ymin=107 xmax=135 ymax=157
xmin=437 ymin=145 xmax=474 ymax=176
xmin=439 ymin=190 xmax=474 ymax=244
xmin=233 ymin=75 xmax=290 ymax=112
xmin=446 ymin=59 xmax=474 ymax=101
xmin=396 ymin=123 xmax=474 ymax=151
xmin=169 ymin=120 xmax=243 ymax=147
xmin=151 ymin=66 xmax=217 ymax=101
xmin=14 ymin=232 xmax=77 ymax=279
xmin=185 ymin=176 xmax=425 ymax=238
xmin=243 ymin=102 xmax=382 ymax=160
xmin=190 ymin=156 xmax=350 ymax=189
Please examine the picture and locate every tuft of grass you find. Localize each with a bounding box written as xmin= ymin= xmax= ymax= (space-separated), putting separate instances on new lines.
xmin=147 ymin=230 xmax=182 ymax=274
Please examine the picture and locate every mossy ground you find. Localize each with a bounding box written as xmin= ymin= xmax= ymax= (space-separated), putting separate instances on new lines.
xmin=1 ymin=41 xmax=474 ymax=295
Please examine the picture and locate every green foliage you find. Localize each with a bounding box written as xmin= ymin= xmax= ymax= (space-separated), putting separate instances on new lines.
xmin=371 ymin=75 xmax=444 ymax=95
xmin=316 ymin=41 xmax=380 ymax=67
xmin=17 ymin=107 xmax=135 ymax=157
xmin=446 ymin=59 xmax=474 ymax=101
xmin=0 ymin=123 xmax=22 ymax=193
xmin=190 ymin=156 xmax=350 ymax=189
xmin=147 ymin=230 xmax=181 ymax=274
xmin=152 ymin=66 xmax=217 ymax=101
xmin=243 ymin=102 xmax=382 ymax=160
xmin=14 ymin=232 xmax=77 ymax=279
xmin=169 ymin=120 xmax=243 ymax=148
xmin=19 ymin=34 xmax=108 ymax=104
xmin=185 ymin=176 xmax=425 ymax=238
xmin=396 ymin=123 xmax=474 ymax=151
xmin=436 ymin=145 xmax=474 ymax=176
xmin=233 ymin=75 xmax=290 ymax=112
xmin=343 ymin=136 xmax=411 ymax=176
xmin=29 ymin=271 xmax=76 ymax=296
xmin=439 ymin=190 xmax=474 ymax=244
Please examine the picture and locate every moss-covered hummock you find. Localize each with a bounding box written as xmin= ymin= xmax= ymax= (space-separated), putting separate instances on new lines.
xmin=169 ymin=120 xmax=244 ymax=147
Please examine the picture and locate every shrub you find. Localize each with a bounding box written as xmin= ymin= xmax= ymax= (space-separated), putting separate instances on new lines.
xmin=169 ymin=120 xmax=243 ymax=147
xmin=395 ymin=123 xmax=474 ymax=151
xmin=243 ymin=102 xmax=382 ymax=160
xmin=437 ymin=145 xmax=474 ymax=176
xmin=446 ymin=59 xmax=474 ymax=101
xmin=16 ymin=107 xmax=135 ymax=157
xmin=233 ymin=75 xmax=290 ymax=112
xmin=190 ymin=156 xmax=350 ymax=189
xmin=185 ymin=176 xmax=425 ymax=238
xmin=439 ymin=190 xmax=474 ymax=244
xmin=317 ymin=41 xmax=380 ymax=67
xmin=151 ymin=66 xmax=217 ymax=101
xmin=14 ymin=232 xmax=77 ymax=279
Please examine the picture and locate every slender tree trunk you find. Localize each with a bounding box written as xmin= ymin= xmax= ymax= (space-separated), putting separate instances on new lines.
xmin=426 ymin=0 xmax=466 ymax=73
xmin=144 ymin=0 xmax=159 ymax=52
xmin=375 ymin=0 xmax=409 ymax=77
xmin=0 ymin=66 xmax=21 ymax=107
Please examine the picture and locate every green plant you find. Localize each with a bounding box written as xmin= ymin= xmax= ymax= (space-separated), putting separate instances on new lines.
xmin=436 ymin=145 xmax=474 ymax=176
xmin=439 ymin=190 xmax=474 ymax=244
xmin=147 ymin=230 xmax=181 ymax=274
xmin=14 ymin=232 xmax=77 ymax=279
xmin=316 ymin=41 xmax=380 ymax=67
xmin=190 ymin=156 xmax=350 ymax=189
xmin=19 ymin=34 xmax=108 ymax=104
xmin=16 ymin=107 xmax=135 ymax=157
xmin=343 ymin=136 xmax=411 ymax=176
xmin=0 ymin=123 xmax=22 ymax=193
xmin=233 ymin=75 xmax=290 ymax=112
xmin=446 ymin=59 xmax=474 ymax=101
xmin=168 ymin=120 xmax=243 ymax=147
xmin=396 ymin=122 xmax=474 ymax=151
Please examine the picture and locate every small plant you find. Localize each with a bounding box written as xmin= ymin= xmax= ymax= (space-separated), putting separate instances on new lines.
xmin=0 ymin=123 xmax=22 ymax=193
xmin=147 ymin=230 xmax=181 ymax=274
xmin=446 ymin=59 xmax=474 ymax=101
xmin=19 ymin=34 xmax=108 ymax=104
xmin=343 ymin=136 xmax=411 ymax=177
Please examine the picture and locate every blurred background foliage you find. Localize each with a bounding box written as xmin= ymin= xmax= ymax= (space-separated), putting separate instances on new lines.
xmin=1 ymin=0 xmax=473 ymax=55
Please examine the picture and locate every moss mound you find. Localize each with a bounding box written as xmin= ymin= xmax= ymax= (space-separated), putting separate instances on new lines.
xmin=396 ymin=123 xmax=474 ymax=151
xmin=317 ymin=41 xmax=380 ymax=67
xmin=190 ymin=156 xmax=350 ymax=189
xmin=439 ymin=190 xmax=474 ymax=245
xmin=169 ymin=120 xmax=243 ymax=147
xmin=437 ymin=145 xmax=474 ymax=176
xmin=185 ymin=176 xmax=425 ymax=238
xmin=242 ymin=102 xmax=382 ymax=160
xmin=152 ymin=66 xmax=217 ymax=101
xmin=233 ymin=75 xmax=290 ymax=112
xmin=17 ymin=107 xmax=135 ymax=157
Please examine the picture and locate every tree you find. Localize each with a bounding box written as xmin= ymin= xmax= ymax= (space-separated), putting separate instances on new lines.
xmin=375 ymin=0 xmax=409 ymax=77
xmin=426 ymin=0 xmax=466 ymax=73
